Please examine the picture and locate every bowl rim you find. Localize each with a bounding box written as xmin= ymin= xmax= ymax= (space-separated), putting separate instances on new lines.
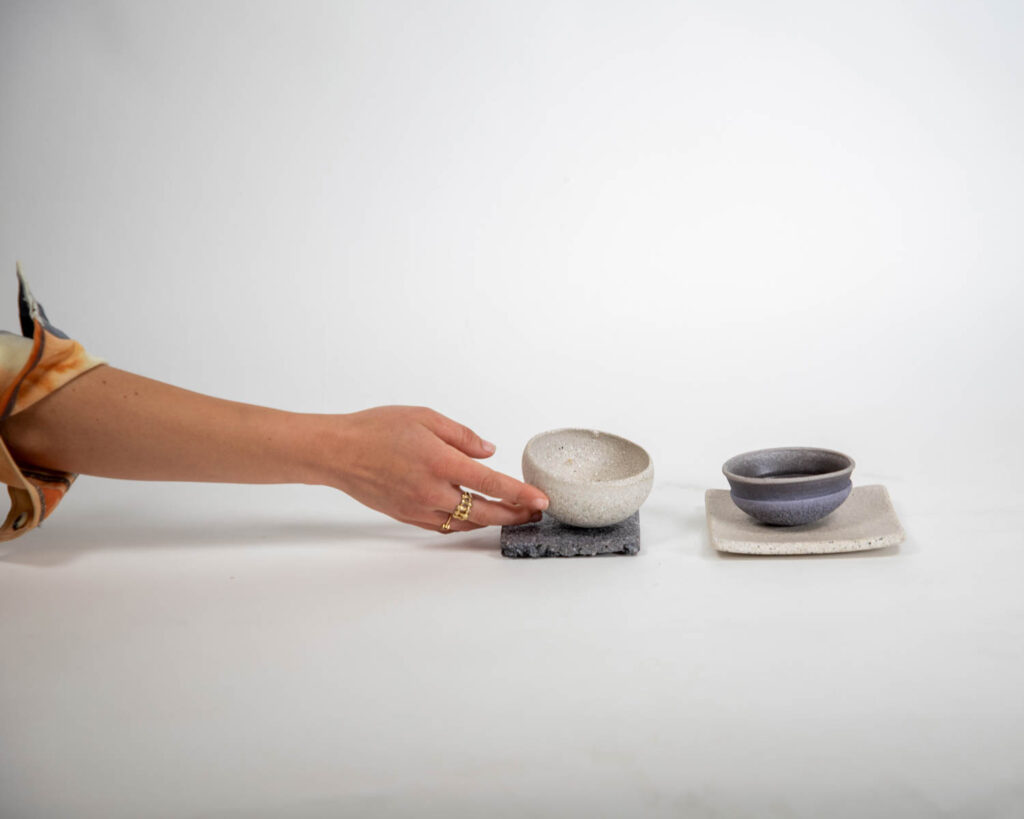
xmin=722 ymin=447 xmax=855 ymax=485
xmin=524 ymin=427 xmax=654 ymax=487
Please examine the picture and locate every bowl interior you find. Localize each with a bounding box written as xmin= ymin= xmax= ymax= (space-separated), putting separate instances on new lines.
xmin=527 ymin=429 xmax=650 ymax=483
xmin=725 ymin=448 xmax=852 ymax=481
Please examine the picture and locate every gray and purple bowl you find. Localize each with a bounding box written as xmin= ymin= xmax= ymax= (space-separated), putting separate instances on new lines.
xmin=723 ymin=447 xmax=855 ymax=526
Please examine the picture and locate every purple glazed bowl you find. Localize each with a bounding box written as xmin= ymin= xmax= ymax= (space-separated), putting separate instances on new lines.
xmin=723 ymin=447 xmax=855 ymax=526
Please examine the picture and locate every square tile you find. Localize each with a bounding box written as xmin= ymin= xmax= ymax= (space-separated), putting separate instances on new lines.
xmin=706 ymin=484 xmax=904 ymax=555
xmin=501 ymin=512 xmax=640 ymax=558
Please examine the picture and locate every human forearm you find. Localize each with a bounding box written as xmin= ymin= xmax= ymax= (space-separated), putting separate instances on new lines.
xmin=1 ymin=365 xmax=325 ymax=485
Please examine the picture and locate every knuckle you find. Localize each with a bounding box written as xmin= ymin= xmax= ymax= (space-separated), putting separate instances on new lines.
xmin=428 ymin=454 xmax=453 ymax=479
xmin=410 ymin=486 xmax=432 ymax=507
xmin=423 ymin=488 xmax=449 ymax=510
xmin=417 ymin=406 xmax=439 ymax=423
xmin=479 ymin=475 xmax=502 ymax=498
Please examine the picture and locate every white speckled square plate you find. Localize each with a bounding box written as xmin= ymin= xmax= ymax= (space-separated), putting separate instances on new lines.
xmin=706 ymin=484 xmax=905 ymax=555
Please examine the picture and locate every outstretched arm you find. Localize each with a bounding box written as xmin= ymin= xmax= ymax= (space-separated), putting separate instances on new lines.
xmin=0 ymin=365 xmax=548 ymax=532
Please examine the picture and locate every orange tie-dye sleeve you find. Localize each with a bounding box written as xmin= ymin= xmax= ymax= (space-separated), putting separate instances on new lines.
xmin=0 ymin=266 xmax=106 ymax=541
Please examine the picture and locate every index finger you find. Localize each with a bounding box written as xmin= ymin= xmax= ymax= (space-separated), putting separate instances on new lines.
xmin=452 ymin=459 xmax=548 ymax=510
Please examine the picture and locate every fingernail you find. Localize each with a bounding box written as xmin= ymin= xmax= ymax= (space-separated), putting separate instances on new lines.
xmin=531 ymin=512 xmax=543 ymax=523
xmin=481 ymin=440 xmax=496 ymax=454
xmin=531 ymin=497 xmax=548 ymax=510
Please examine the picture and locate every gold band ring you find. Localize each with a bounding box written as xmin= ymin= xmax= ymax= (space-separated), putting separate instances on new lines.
xmin=440 ymin=491 xmax=473 ymax=533
xmin=452 ymin=490 xmax=473 ymax=521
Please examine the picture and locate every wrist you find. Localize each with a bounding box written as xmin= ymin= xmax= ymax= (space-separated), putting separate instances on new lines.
xmin=291 ymin=412 xmax=352 ymax=490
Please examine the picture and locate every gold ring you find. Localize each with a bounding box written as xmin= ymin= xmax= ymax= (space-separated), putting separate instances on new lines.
xmin=452 ymin=490 xmax=473 ymax=521
xmin=440 ymin=491 xmax=473 ymax=533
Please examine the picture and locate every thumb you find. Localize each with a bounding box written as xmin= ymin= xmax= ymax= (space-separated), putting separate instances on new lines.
xmin=423 ymin=411 xmax=497 ymax=459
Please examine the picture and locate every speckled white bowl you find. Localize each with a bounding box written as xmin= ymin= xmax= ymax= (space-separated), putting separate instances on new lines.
xmin=522 ymin=429 xmax=654 ymax=528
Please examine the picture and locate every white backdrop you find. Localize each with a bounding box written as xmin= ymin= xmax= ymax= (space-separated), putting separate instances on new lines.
xmin=2 ymin=2 xmax=1023 ymax=817
xmin=3 ymin=0 xmax=1022 ymax=481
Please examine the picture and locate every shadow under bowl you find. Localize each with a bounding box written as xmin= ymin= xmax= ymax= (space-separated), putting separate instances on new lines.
xmin=522 ymin=428 xmax=654 ymax=528
xmin=723 ymin=447 xmax=855 ymax=526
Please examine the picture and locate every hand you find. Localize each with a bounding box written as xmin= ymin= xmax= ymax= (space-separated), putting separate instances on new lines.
xmin=320 ymin=406 xmax=549 ymax=532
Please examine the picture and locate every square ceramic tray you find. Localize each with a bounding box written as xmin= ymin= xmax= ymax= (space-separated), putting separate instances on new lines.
xmin=706 ymin=484 xmax=904 ymax=555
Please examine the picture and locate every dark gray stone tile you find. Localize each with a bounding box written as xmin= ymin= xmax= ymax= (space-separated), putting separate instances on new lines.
xmin=500 ymin=512 xmax=640 ymax=558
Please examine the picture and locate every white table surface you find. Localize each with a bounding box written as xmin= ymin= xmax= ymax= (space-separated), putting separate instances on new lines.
xmin=2 ymin=473 xmax=1022 ymax=819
